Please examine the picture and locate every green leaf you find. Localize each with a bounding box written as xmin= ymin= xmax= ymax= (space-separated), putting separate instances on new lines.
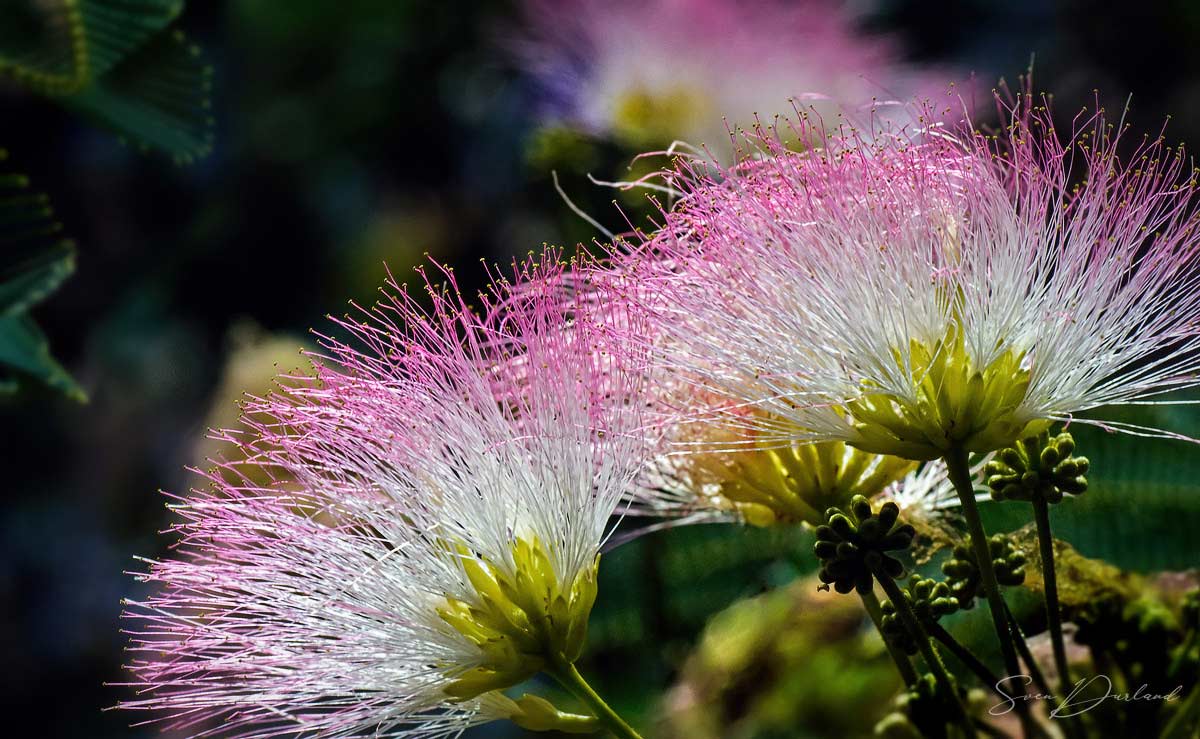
xmin=0 ymin=238 xmax=75 ymax=317
xmin=0 ymin=1 xmax=213 ymax=162
xmin=0 ymin=313 xmax=84 ymax=400
xmin=0 ymin=0 xmax=88 ymax=93
xmin=0 ymin=149 xmax=82 ymax=400
xmin=78 ymin=0 xmax=185 ymax=79
xmin=0 ymin=155 xmax=77 ymax=316
xmin=0 ymin=0 xmax=182 ymax=94
xmin=66 ymin=27 xmax=215 ymax=163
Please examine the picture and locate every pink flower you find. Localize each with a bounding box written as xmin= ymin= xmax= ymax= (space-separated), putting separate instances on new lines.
xmin=607 ymin=90 xmax=1200 ymax=460
xmin=119 ymin=248 xmax=648 ymax=738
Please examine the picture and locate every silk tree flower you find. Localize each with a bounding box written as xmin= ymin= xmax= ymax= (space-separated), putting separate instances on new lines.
xmin=609 ymin=92 xmax=1200 ymax=463
xmin=602 ymin=318 xmax=976 ymax=532
xmin=629 ymin=388 xmax=980 ymax=533
xmin=119 ymin=249 xmax=647 ymax=738
xmin=508 ymin=0 xmax=960 ymax=150
xmin=876 ymin=459 xmax=969 ymax=525
xmin=631 ymin=386 xmax=915 ymax=527
xmin=620 ymin=371 xmax=981 ymax=550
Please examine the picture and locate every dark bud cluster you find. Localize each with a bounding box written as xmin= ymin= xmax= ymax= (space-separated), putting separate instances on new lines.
xmin=814 ymin=495 xmax=915 ymax=595
xmin=908 ymin=575 xmax=962 ymax=622
xmin=880 ymin=576 xmax=961 ymax=655
xmin=985 ymin=430 xmax=1088 ymax=504
xmin=879 ymin=597 xmax=919 ymax=655
xmin=941 ymin=534 xmax=1027 ymax=608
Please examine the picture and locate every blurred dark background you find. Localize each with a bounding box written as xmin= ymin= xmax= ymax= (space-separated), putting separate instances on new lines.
xmin=4 ymin=1 xmax=1200 ymax=736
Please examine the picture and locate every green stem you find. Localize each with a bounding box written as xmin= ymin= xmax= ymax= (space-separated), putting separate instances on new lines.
xmin=1030 ymin=497 xmax=1093 ymax=739
xmin=946 ymin=447 xmax=1039 ymax=739
xmin=1032 ymin=495 xmax=1072 ymax=691
xmin=861 ymin=588 xmax=920 ymax=687
xmin=1089 ymin=644 xmax=1130 ymax=696
xmin=873 ymin=565 xmax=975 ymax=736
xmin=1160 ymin=683 xmax=1200 ymax=739
xmin=1003 ymin=600 xmax=1053 ymax=697
xmin=926 ymin=619 xmax=1004 ymax=691
xmin=1169 ymin=629 xmax=1198 ymax=682
xmin=546 ymin=655 xmax=643 ymax=739
xmin=944 ymin=447 xmax=1023 ymax=681
xmin=1085 ymin=645 xmax=1129 ymax=738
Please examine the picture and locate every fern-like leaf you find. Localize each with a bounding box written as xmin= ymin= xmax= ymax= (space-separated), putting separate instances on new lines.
xmin=67 ymin=27 xmax=214 ymax=163
xmin=0 ymin=149 xmax=83 ymax=399
xmin=0 ymin=0 xmax=181 ymax=93
xmin=0 ymin=313 xmax=84 ymax=399
xmin=0 ymin=0 xmax=212 ymax=162
xmin=78 ymin=0 xmax=184 ymax=78
xmin=0 ymin=0 xmax=88 ymax=93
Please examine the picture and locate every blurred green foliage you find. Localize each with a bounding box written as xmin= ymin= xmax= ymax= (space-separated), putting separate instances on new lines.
xmin=660 ymin=576 xmax=902 ymax=738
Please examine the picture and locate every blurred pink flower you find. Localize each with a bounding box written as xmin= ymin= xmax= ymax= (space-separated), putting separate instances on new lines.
xmin=510 ymin=0 xmax=964 ymax=149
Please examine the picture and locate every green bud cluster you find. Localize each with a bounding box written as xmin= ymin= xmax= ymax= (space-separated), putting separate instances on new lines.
xmin=814 ymin=495 xmax=916 ymax=594
xmin=880 ymin=576 xmax=961 ymax=655
xmin=984 ymin=430 xmax=1088 ymax=503
xmin=941 ymin=535 xmax=1027 ymax=608
xmin=908 ymin=575 xmax=962 ymax=622
xmin=879 ymin=597 xmax=919 ymax=655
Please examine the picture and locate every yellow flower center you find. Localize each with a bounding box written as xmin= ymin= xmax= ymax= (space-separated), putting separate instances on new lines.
xmin=611 ymin=84 xmax=711 ymax=147
xmin=687 ymin=438 xmax=915 ymax=528
xmin=847 ymin=325 xmax=1036 ymax=461
xmin=438 ymin=537 xmax=598 ymax=700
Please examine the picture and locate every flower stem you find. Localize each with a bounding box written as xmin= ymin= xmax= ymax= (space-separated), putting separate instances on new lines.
xmin=1003 ymin=600 xmax=1053 ymax=697
xmin=1032 ymin=495 xmax=1071 ymax=691
xmin=944 ymin=447 xmax=1022 ymax=680
xmin=1169 ymin=629 xmax=1198 ymax=681
xmin=872 ymin=564 xmax=975 ymax=736
xmin=861 ymin=588 xmax=920 ymax=687
xmin=925 ymin=619 xmax=1003 ymax=691
xmin=1160 ymin=684 xmax=1200 ymax=739
xmin=946 ymin=447 xmax=1040 ymax=739
xmin=546 ymin=655 xmax=643 ymax=739
xmin=1004 ymin=602 xmax=1093 ymax=739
